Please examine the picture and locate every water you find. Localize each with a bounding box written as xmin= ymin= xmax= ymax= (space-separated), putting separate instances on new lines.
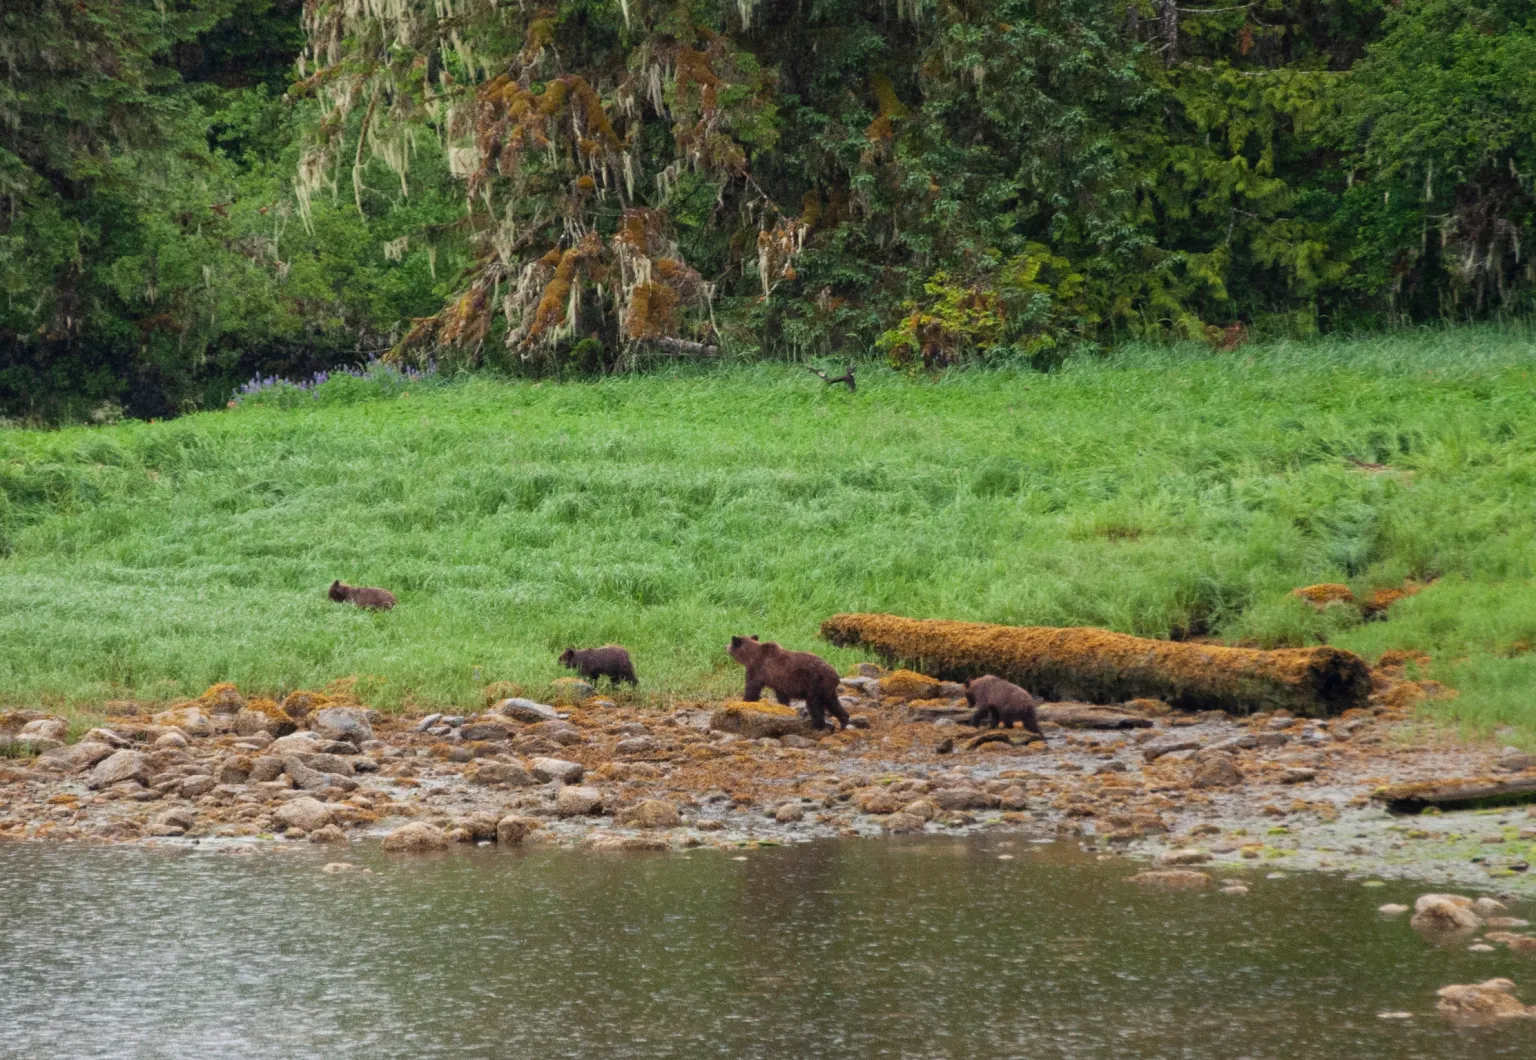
xmin=1 ymin=838 xmax=1531 ymax=1059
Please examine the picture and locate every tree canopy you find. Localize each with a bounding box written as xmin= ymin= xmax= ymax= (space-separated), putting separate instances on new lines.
xmin=3 ymin=0 xmax=1534 ymax=417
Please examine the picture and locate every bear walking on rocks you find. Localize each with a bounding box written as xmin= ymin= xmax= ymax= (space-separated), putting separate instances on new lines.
xmin=966 ymin=675 xmax=1045 ymax=739
xmin=727 ymin=635 xmax=850 ymax=731
xmin=559 ymin=646 xmax=638 ymax=687
xmin=328 ymin=580 xmax=397 ymax=611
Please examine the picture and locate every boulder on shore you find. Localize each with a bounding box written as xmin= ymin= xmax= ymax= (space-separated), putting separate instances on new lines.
xmin=381 ymin=822 xmax=449 ymax=853
xmin=709 ymin=702 xmax=809 ymax=740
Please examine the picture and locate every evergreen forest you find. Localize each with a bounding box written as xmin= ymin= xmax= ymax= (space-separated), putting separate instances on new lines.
xmin=3 ymin=0 xmax=1533 ymax=419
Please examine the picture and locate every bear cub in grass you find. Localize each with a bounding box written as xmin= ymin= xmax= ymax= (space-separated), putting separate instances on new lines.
xmin=727 ymin=635 xmax=850 ymax=731
xmin=966 ymin=675 xmax=1045 ymax=739
xmin=559 ymin=646 xmax=638 ymax=686
xmin=328 ymin=580 xmax=397 ymax=611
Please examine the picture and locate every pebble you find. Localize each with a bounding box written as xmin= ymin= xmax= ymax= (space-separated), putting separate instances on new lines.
xmin=1378 ymin=904 xmax=1410 ymax=916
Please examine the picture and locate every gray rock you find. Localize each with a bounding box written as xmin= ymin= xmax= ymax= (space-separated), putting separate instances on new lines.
xmin=615 ymin=737 xmax=656 ymax=756
xmin=441 ymin=716 xmax=465 ymax=727
xmin=81 ymin=727 xmax=132 ymax=748
xmin=213 ymin=756 xmax=252 ymax=785
xmin=306 ymin=753 xmax=356 ymax=776
xmin=274 ymin=796 xmax=334 ymax=833
xmin=459 ymin=721 xmax=512 ymax=742
xmin=86 ymin=750 xmax=152 ymax=790
xmin=883 ymin=813 xmax=925 ymax=834
xmin=531 ymin=757 xmax=584 ymax=784
xmin=1251 ymin=732 xmax=1291 ymax=749
xmin=150 ymin=807 xmax=195 ymax=834
xmin=774 ymin=802 xmax=805 ymax=824
xmin=781 ymin=733 xmax=818 ymax=749
xmin=248 ymin=756 xmax=284 ymax=783
xmin=1142 ymin=736 xmax=1201 ymax=762
xmin=37 ymin=740 xmax=117 ymax=774
xmin=178 ymin=775 xmax=216 ymax=797
xmin=617 ymin=799 xmax=682 ymax=829
xmin=270 ymin=732 xmax=324 ymax=755
xmin=1204 ymin=733 xmax=1260 ymax=754
xmin=309 ymin=708 xmax=373 ymax=744
xmin=282 ymin=755 xmax=357 ymax=792
xmin=930 ymin=787 xmax=988 ymax=811
xmin=18 ymin=717 xmax=68 ymax=742
xmin=1156 ymin=848 xmax=1212 ymax=866
xmin=412 ymin=713 xmax=444 ymax=732
xmin=469 ymin=761 xmax=537 ymax=787
xmin=497 ymin=698 xmax=563 ymax=723
xmin=555 ymin=785 xmax=604 ymax=817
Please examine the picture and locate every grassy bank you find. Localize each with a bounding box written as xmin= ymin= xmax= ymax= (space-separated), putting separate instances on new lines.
xmin=3 ymin=328 xmax=1535 ymax=740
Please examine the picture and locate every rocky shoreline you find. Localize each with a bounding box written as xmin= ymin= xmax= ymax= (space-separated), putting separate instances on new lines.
xmin=2 ymin=659 xmax=1535 ymax=896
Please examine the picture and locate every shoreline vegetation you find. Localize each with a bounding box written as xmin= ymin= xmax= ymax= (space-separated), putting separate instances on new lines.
xmin=1 ymin=329 xmax=1535 ymax=746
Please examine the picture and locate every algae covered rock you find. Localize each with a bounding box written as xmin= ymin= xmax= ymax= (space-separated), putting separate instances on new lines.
xmin=1411 ymin=894 xmax=1482 ymax=936
xmin=496 ymin=815 xmax=532 ymax=845
xmin=877 ymin=670 xmax=944 ymax=702
xmin=1191 ymin=754 xmax=1243 ymax=789
xmin=555 ymin=785 xmax=604 ymax=817
xmin=381 ymin=822 xmax=449 ymax=853
xmin=709 ymin=701 xmax=809 ymax=740
xmin=234 ymin=699 xmax=296 ymax=738
xmin=198 ymin=683 xmax=246 ymax=715
xmin=882 ymin=813 xmax=925 ymax=834
xmin=1435 ymin=979 xmax=1536 ymax=1025
xmin=549 ymin=677 xmax=597 ymax=704
xmin=617 ymin=799 xmax=682 ymax=829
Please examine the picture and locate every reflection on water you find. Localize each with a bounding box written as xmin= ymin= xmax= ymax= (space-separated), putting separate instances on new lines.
xmin=1 ymin=838 xmax=1531 ymax=1059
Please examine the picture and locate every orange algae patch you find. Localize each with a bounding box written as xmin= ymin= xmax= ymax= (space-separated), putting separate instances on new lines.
xmin=819 ymin=613 xmax=1371 ymax=717
xmin=877 ymin=670 xmax=943 ymax=701
xmin=1291 ymin=584 xmax=1356 ymax=609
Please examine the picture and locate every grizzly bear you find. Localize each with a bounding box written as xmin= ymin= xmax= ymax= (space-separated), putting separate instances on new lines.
xmin=966 ymin=675 xmax=1045 ymax=739
xmin=727 ymin=635 xmax=850 ymax=731
xmin=328 ymin=580 xmax=397 ymax=611
xmin=559 ymin=645 xmax=638 ymax=686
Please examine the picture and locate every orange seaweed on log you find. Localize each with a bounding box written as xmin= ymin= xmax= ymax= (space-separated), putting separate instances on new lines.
xmin=1291 ymin=583 xmax=1356 ymax=609
xmin=818 ymin=613 xmax=1371 ymax=717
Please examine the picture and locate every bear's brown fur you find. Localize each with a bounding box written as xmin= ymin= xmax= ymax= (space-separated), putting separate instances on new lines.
xmin=559 ymin=646 xmax=638 ymax=686
xmin=328 ymin=580 xmax=397 ymax=611
xmin=727 ymin=635 xmax=849 ymax=731
xmin=966 ymin=675 xmax=1044 ymax=738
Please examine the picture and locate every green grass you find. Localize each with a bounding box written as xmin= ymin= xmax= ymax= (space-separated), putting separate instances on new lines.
xmin=4 ymin=326 xmax=1536 ymax=741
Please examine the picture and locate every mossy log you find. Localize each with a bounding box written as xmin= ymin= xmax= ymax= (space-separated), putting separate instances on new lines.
xmin=819 ymin=613 xmax=1371 ymax=717
xmin=1372 ymin=775 xmax=1536 ymax=814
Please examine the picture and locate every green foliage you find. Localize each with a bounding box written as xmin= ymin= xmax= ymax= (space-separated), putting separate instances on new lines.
xmin=4 ymin=326 xmax=1536 ymax=742
xmin=3 ymin=0 xmax=1536 ymax=414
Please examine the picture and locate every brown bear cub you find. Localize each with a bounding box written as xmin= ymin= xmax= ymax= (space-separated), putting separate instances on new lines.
xmin=559 ymin=646 xmax=638 ymax=686
xmin=328 ymin=580 xmax=397 ymax=611
xmin=966 ymin=675 xmax=1045 ymax=739
xmin=727 ymin=635 xmax=850 ymax=731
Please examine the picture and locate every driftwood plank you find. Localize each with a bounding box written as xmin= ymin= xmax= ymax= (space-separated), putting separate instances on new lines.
xmin=1373 ymin=775 xmax=1536 ymax=814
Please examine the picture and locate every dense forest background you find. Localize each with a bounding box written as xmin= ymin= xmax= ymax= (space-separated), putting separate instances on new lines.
xmin=2 ymin=0 xmax=1532 ymax=419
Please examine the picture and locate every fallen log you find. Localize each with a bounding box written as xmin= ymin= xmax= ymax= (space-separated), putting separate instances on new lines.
xmin=819 ymin=613 xmax=1371 ymax=717
xmin=1372 ymin=775 xmax=1536 ymax=815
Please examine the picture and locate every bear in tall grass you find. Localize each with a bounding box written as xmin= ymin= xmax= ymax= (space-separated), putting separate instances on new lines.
xmin=727 ymin=635 xmax=850 ymax=731
xmin=966 ymin=675 xmax=1045 ymax=739
xmin=559 ymin=646 xmax=638 ymax=686
xmin=328 ymin=580 xmax=397 ymax=611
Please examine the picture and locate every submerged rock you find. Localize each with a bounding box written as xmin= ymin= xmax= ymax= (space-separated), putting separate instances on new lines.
xmin=1435 ymin=979 xmax=1536 ymax=1024
xmin=1411 ymin=895 xmax=1482 ymax=936
xmin=1128 ymin=870 xmax=1211 ymax=889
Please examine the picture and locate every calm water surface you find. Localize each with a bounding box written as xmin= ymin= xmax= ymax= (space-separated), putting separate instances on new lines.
xmin=1 ymin=837 xmax=1531 ymax=1059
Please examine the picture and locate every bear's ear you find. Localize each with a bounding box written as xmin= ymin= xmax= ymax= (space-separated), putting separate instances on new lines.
xmin=330 ymin=580 xmax=340 ymax=589
xmin=729 ymin=635 xmax=743 ymax=649
xmin=750 ymin=634 xmax=759 ymax=641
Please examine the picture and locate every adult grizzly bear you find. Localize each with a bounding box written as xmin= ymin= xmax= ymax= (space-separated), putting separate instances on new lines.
xmin=966 ymin=675 xmax=1045 ymax=739
xmin=328 ymin=580 xmax=397 ymax=611
xmin=559 ymin=646 xmax=638 ymax=686
xmin=727 ymin=635 xmax=850 ymax=731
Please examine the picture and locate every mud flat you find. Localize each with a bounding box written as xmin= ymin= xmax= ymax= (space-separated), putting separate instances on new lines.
xmin=0 ymin=661 xmax=1533 ymax=896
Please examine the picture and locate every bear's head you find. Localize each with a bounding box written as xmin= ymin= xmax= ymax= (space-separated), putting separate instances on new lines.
xmin=558 ymin=648 xmax=576 ymax=668
xmin=727 ymin=634 xmax=761 ymax=663
xmin=328 ymin=580 xmax=346 ymax=602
